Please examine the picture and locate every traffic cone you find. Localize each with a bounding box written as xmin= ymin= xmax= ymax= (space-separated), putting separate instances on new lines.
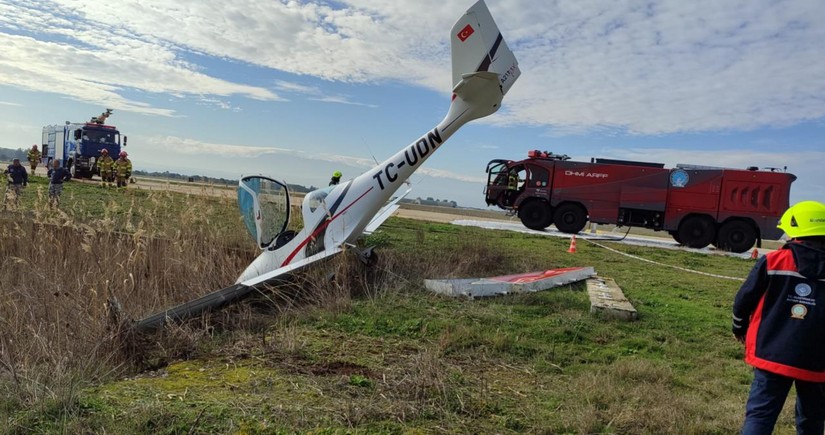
xmin=567 ymin=235 xmax=577 ymax=253
xmin=750 ymin=248 xmax=758 ymax=259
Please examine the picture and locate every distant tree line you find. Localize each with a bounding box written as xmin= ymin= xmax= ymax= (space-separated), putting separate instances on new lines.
xmin=0 ymin=147 xmax=27 ymax=162
xmin=131 ymin=169 xmax=318 ymax=194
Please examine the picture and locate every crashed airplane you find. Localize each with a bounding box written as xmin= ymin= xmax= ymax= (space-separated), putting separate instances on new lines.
xmin=135 ymin=0 xmax=521 ymax=332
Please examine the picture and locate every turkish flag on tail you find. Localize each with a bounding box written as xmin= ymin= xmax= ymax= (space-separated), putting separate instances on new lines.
xmin=457 ymin=24 xmax=474 ymax=42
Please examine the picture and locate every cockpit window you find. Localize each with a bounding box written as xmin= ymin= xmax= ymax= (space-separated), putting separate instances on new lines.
xmin=238 ymin=176 xmax=290 ymax=249
xmin=304 ymin=186 xmax=333 ymax=213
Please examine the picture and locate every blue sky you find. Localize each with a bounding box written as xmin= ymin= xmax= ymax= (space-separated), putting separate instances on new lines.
xmin=0 ymin=0 xmax=823 ymax=208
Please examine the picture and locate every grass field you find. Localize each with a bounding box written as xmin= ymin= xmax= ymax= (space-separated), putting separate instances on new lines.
xmin=0 ymin=177 xmax=800 ymax=434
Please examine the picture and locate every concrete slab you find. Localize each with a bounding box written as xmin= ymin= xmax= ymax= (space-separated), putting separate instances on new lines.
xmin=425 ymin=267 xmax=595 ymax=298
xmin=587 ymin=277 xmax=638 ymax=321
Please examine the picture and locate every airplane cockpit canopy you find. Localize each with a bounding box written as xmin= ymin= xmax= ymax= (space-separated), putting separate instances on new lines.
xmin=238 ymin=176 xmax=290 ymax=249
xmin=303 ymin=185 xmax=334 ymax=214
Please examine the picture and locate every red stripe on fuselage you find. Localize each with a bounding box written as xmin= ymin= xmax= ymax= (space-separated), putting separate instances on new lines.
xmin=280 ymin=187 xmax=374 ymax=267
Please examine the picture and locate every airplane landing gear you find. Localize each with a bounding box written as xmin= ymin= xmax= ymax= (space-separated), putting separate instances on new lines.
xmin=357 ymin=246 xmax=379 ymax=267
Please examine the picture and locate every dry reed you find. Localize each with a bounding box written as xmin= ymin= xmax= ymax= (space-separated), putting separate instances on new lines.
xmin=0 ymin=189 xmax=255 ymax=419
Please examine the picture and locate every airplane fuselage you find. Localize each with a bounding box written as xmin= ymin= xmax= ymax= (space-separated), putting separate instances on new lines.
xmin=236 ymin=0 xmax=520 ymax=286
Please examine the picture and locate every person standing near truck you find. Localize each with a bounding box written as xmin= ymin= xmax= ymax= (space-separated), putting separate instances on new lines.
xmin=97 ymin=148 xmax=114 ymax=187
xmin=113 ymin=151 xmax=132 ymax=188
xmin=3 ymin=158 xmax=28 ymax=210
xmin=27 ymin=145 xmax=41 ymax=176
xmin=732 ymin=201 xmax=825 ymax=434
xmin=46 ymin=159 xmax=72 ymax=209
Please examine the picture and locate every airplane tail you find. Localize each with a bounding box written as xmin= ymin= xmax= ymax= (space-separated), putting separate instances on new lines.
xmin=444 ymin=0 xmax=520 ymax=129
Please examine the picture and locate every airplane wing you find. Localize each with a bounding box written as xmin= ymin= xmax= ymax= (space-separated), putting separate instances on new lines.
xmin=239 ymin=246 xmax=344 ymax=287
xmin=134 ymin=246 xmax=344 ymax=332
xmin=363 ymin=185 xmax=412 ymax=235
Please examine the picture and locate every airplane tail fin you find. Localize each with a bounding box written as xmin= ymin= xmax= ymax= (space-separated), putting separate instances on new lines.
xmin=446 ymin=1 xmax=520 ymax=127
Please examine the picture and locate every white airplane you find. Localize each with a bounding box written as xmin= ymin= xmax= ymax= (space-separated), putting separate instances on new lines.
xmin=135 ymin=0 xmax=520 ymax=331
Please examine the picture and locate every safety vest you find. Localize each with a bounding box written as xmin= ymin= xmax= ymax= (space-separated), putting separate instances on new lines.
xmin=98 ymin=156 xmax=114 ymax=173
xmin=27 ymin=150 xmax=41 ymax=162
xmin=508 ymin=174 xmax=518 ymax=190
xmin=113 ymin=158 xmax=132 ymax=177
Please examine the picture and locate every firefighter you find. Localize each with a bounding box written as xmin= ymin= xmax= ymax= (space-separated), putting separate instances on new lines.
xmin=3 ymin=158 xmax=28 ymax=210
xmin=329 ymin=170 xmax=342 ymax=186
xmin=113 ymin=151 xmax=132 ymax=188
xmin=27 ymin=144 xmax=41 ymax=176
xmin=97 ymin=149 xmax=114 ymax=187
xmin=505 ymin=170 xmax=520 ymax=205
xmin=733 ymin=201 xmax=825 ymax=434
xmin=507 ymin=171 xmax=519 ymax=190
xmin=46 ymin=159 xmax=72 ymax=209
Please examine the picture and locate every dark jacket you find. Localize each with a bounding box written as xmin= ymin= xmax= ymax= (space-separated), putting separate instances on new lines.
xmin=4 ymin=164 xmax=28 ymax=185
xmin=47 ymin=167 xmax=72 ymax=184
xmin=732 ymin=240 xmax=825 ymax=381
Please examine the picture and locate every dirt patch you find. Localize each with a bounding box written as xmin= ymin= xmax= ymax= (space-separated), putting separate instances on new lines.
xmin=306 ymin=361 xmax=374 ymax=377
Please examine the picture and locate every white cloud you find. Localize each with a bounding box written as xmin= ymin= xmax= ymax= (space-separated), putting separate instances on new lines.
xmin=0 ymin=100 xmax=21 ymax=106
xmin=494 ymin=0 xmax=825 ymax=134
xmin=274 ymin=80 xmax=376 ymax=107
xmin=0 ymin=0 xmax=824 ymax=133
xmin=309 ymin=95 xmax=377 ymax=108
xmin=143 ymin=135 xmax=478 ymax=183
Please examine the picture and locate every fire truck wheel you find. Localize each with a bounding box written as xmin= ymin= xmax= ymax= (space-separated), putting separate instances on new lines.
xmin=677 ymin=216 xmax=716 ymax=249
xmin=519 ymin=200 xmax=552 ymax=230
xmin=553 ymin=203 xmax=588 ymax=234
xmin=669 ymin=231 xmax=684 ymax=245
xmin=716 ymin=220 xmax=757 ymax=253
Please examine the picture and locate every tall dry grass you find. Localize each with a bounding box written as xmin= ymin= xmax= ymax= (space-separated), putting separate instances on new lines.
xmin=0 ymin=188 xmax=256 ymax=421
xmin=1 ymin=180 xmax=528 ymax=431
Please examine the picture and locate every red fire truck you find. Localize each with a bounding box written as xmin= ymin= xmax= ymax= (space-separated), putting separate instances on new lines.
xmin=484 ymin=151 xmax=796 ymax=252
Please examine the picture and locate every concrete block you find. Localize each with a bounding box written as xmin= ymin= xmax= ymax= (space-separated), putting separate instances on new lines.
xmin=587 ymin=277 xmax=637 ymax=321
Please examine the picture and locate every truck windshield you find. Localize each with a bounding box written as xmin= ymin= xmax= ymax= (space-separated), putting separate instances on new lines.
xmin=83 ymin=129 xmax=119 ymax=145
xmin=487 ymin=162 xmax=510 ymax=186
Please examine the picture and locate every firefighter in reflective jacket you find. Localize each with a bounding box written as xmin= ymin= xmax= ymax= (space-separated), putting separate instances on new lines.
xmin=113 ymin=151 xmax=132 ymax=188
xmin=507 ymin=172 xmax=518 ymax=190
xmin=27 ymin=145 xmax=41 ymax=175
xmin=505 ymin=170 xmax=520 ymax=205
xmin=97 ymin=149 xmax=114 ymax=186
xmin=733 ymin=201 xmax=825 ymax=434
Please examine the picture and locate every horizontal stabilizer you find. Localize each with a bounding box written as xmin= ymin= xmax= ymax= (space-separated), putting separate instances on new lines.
xmin=364 ymin=186 xmax=412 ymax=235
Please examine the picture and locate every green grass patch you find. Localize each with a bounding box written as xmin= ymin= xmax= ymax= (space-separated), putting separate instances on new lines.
xmin=2 ymin=187 xmax=797 ymax=434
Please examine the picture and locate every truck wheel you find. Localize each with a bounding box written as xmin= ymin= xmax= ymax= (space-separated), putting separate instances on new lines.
xmin=677 ymin=216 xmax=716 ymax=249
xmin=716 ymin=221 xmax=757 ymax=253
xmin=519 ymin=201 xmax=552 ymax=230
xmin=669 ymin=231 xmax=683 ymax=245
xmin=553 ymin=203 xmax=588 ymax=234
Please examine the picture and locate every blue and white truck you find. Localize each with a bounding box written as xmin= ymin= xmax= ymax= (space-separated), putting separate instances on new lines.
xmin=41 ymin=109 xmax=127 ymax=179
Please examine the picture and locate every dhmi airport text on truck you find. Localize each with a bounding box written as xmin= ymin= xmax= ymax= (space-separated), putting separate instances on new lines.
xmin=485 ymin=150 xmax=796 ymax=253
xmin=41 ymin=109 xmax=126 ymax=179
